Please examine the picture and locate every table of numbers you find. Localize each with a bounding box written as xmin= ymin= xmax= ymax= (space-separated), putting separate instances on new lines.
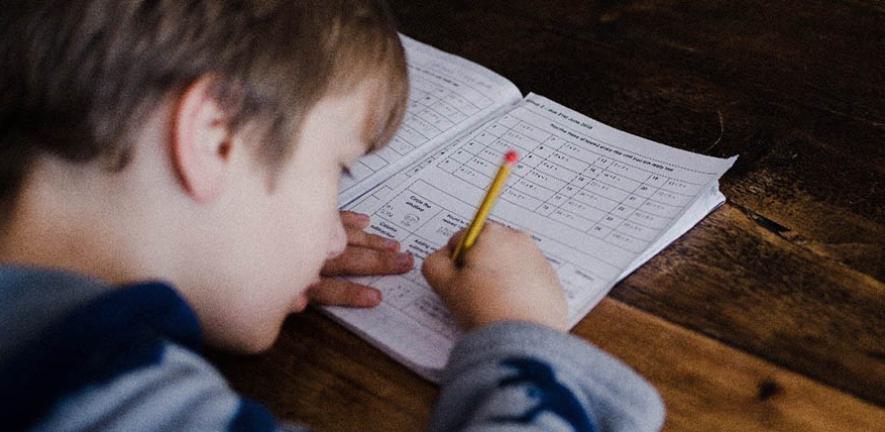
xmin=434 ymin=109 xmax=707 ymax=258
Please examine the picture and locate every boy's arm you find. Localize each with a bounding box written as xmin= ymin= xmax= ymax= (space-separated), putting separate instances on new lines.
xmin=423 ymin=225 xmax=665 ymax=432
xmin=0 ymin=273 xmax=310 ymax=432
xmin=431 ymin=321 xmax=664 ymax=432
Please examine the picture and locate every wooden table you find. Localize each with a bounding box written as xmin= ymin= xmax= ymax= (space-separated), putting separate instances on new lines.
xmin=209 ymin=2 xmax=885 ymax=430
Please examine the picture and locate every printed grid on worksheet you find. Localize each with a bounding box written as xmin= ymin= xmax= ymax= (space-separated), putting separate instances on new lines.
xmin=354 ymin=178 xmax=615 ymax=339
xmin=360 ymin=178 xmax=602 ymax=340
xmin=347 ymin=103 xmax=721 ymax=340
xmin=434 ymin=109 xmax=705 ymax=256
xmin=340 ymin=66 xmax=495 ymax=192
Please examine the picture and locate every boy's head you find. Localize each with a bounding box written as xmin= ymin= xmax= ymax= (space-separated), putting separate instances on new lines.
xmin=1 ymin=1 xmax=407 ymax=351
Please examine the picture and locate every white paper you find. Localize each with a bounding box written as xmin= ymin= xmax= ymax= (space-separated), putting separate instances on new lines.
xmin=326 ymin=92 xmax=736 ymax=381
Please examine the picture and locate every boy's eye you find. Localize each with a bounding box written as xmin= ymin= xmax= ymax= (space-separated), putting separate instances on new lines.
xmin=341 ymin=165 xmax=354 ymax=178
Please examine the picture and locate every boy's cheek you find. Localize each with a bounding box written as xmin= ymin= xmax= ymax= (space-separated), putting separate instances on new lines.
xmin=326 ymin=215 xmax=348 ymax=259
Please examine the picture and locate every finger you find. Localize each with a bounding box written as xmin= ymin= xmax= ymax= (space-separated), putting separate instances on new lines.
xmin=340 ymin=211 xmax=371 ymax=229
xmin=468 ymin=221 xmax=514 ymax=251
xmin=308 ymin=278 xmax=382 ymax=307
xmin=448 ymin=225 xmax=494 ymax=263
xmin=321 ymin=246 xmax=413 ymax=276
xmin=447 ymin=228 xmax=468 ymax=251
xmin=422 ymin=247 xmax=456 ymax=288
xmin=447 ymin=222 xmax=502 ymax=252
xmin=344 ymin=227 xmax=400 ymax=251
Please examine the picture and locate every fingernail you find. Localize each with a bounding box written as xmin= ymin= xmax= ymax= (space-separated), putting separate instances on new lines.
xmin=363 ymin=289 xmax=381 ymax=304
xmin=383 ymin=238 xmax=400 ymax=251
xmin=355 ymin=213 xmax=371 ymax=225
xmin=396 ymin=253 xmax=413 ymax=269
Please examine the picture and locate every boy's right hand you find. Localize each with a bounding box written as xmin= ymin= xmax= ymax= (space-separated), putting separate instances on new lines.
xmin=422 ymin=223 xmax=568 ymax=332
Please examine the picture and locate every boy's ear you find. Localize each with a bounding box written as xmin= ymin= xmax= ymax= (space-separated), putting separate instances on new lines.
xmin=171 ymin=77 xmax=233 ymax=203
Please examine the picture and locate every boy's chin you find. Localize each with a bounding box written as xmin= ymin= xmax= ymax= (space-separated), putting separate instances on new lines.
xmin=234 ymin=326 xmax=282 ymax=354
xmin=209 ymin=318 xmax=285 ymax=354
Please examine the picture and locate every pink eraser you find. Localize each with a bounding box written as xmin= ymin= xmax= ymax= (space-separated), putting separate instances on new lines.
xmin=504 ymin=150 xmax=519 ymax=164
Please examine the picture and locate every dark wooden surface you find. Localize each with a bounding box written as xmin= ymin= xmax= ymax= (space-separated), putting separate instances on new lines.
xmin=209 ymin=2 xmax=885 ymax=430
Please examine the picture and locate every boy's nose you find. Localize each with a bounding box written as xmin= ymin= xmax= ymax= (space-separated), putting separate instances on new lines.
xmin=326 ymin=217 xmax=347 ymax=259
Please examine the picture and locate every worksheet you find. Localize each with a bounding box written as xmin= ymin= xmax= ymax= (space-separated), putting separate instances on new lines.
xmin=337 ymin=35 xmax=521 ymax=205
xmin=326 ymin=93 xmax=736 ymax=381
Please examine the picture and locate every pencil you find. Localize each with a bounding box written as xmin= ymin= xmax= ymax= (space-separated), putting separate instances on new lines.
xmin=451 ymin=150 xmax=519 ymax=265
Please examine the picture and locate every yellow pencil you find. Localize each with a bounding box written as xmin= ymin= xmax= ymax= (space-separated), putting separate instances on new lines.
xmin=451 ymin=150 xmax=519 ymax=265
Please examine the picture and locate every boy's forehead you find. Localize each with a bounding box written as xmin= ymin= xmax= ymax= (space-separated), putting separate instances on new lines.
xmin=311 ymin=82 xmax=380 ymax=159
xmin=308 ymin=67 xmax=406 ymax=162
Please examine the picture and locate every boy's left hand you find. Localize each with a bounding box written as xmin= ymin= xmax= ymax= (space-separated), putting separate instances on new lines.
xmin=302 ymin=211 xmax=412 ymax=309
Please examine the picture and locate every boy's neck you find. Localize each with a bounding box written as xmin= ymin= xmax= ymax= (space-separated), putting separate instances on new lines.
xmin=0 ymin=154 xmax=174 ymax=286
xmin=1 ymin=167 xmax=127 ymax=284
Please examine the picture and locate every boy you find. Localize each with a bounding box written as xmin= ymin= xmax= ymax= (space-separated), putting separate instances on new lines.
xmin=0 ymin=1 xmax=664 ymax=431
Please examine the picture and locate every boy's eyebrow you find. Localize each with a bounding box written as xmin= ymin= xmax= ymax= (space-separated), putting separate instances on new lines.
xmin=362 ymin=118 xmax=386 ymax=155
xmin=361 ymin=74 xmax=408 ymax=154
xmin=363 ymin=116 xmax=396 ymax=155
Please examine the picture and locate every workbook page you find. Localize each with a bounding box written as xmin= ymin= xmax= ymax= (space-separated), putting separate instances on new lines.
xmin=338 ymin=35 xmax=522 ymax=205
xmin=326 ymin=94 xmax=736 ymax=381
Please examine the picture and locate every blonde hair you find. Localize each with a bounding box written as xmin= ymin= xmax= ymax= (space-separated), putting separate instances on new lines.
xmin=0 ymin=0 xmax=408 ymax=210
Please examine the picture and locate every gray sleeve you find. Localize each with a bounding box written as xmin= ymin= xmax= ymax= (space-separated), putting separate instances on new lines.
xmin=26 ymin=343 xmax=306 ymax=432
xmin=429 ymin=321 xmax=665 ymax=432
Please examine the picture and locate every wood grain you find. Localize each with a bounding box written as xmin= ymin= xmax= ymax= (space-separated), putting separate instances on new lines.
xmin=208 ymin=310 xmax=435 ymax=431
xmin=611 ymin=204 xmax=885 ymax=404
xmin=387 ymin=1 xmax=885 ymax=277
xmin=577 ymin=298 xmax=885 ymax=432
